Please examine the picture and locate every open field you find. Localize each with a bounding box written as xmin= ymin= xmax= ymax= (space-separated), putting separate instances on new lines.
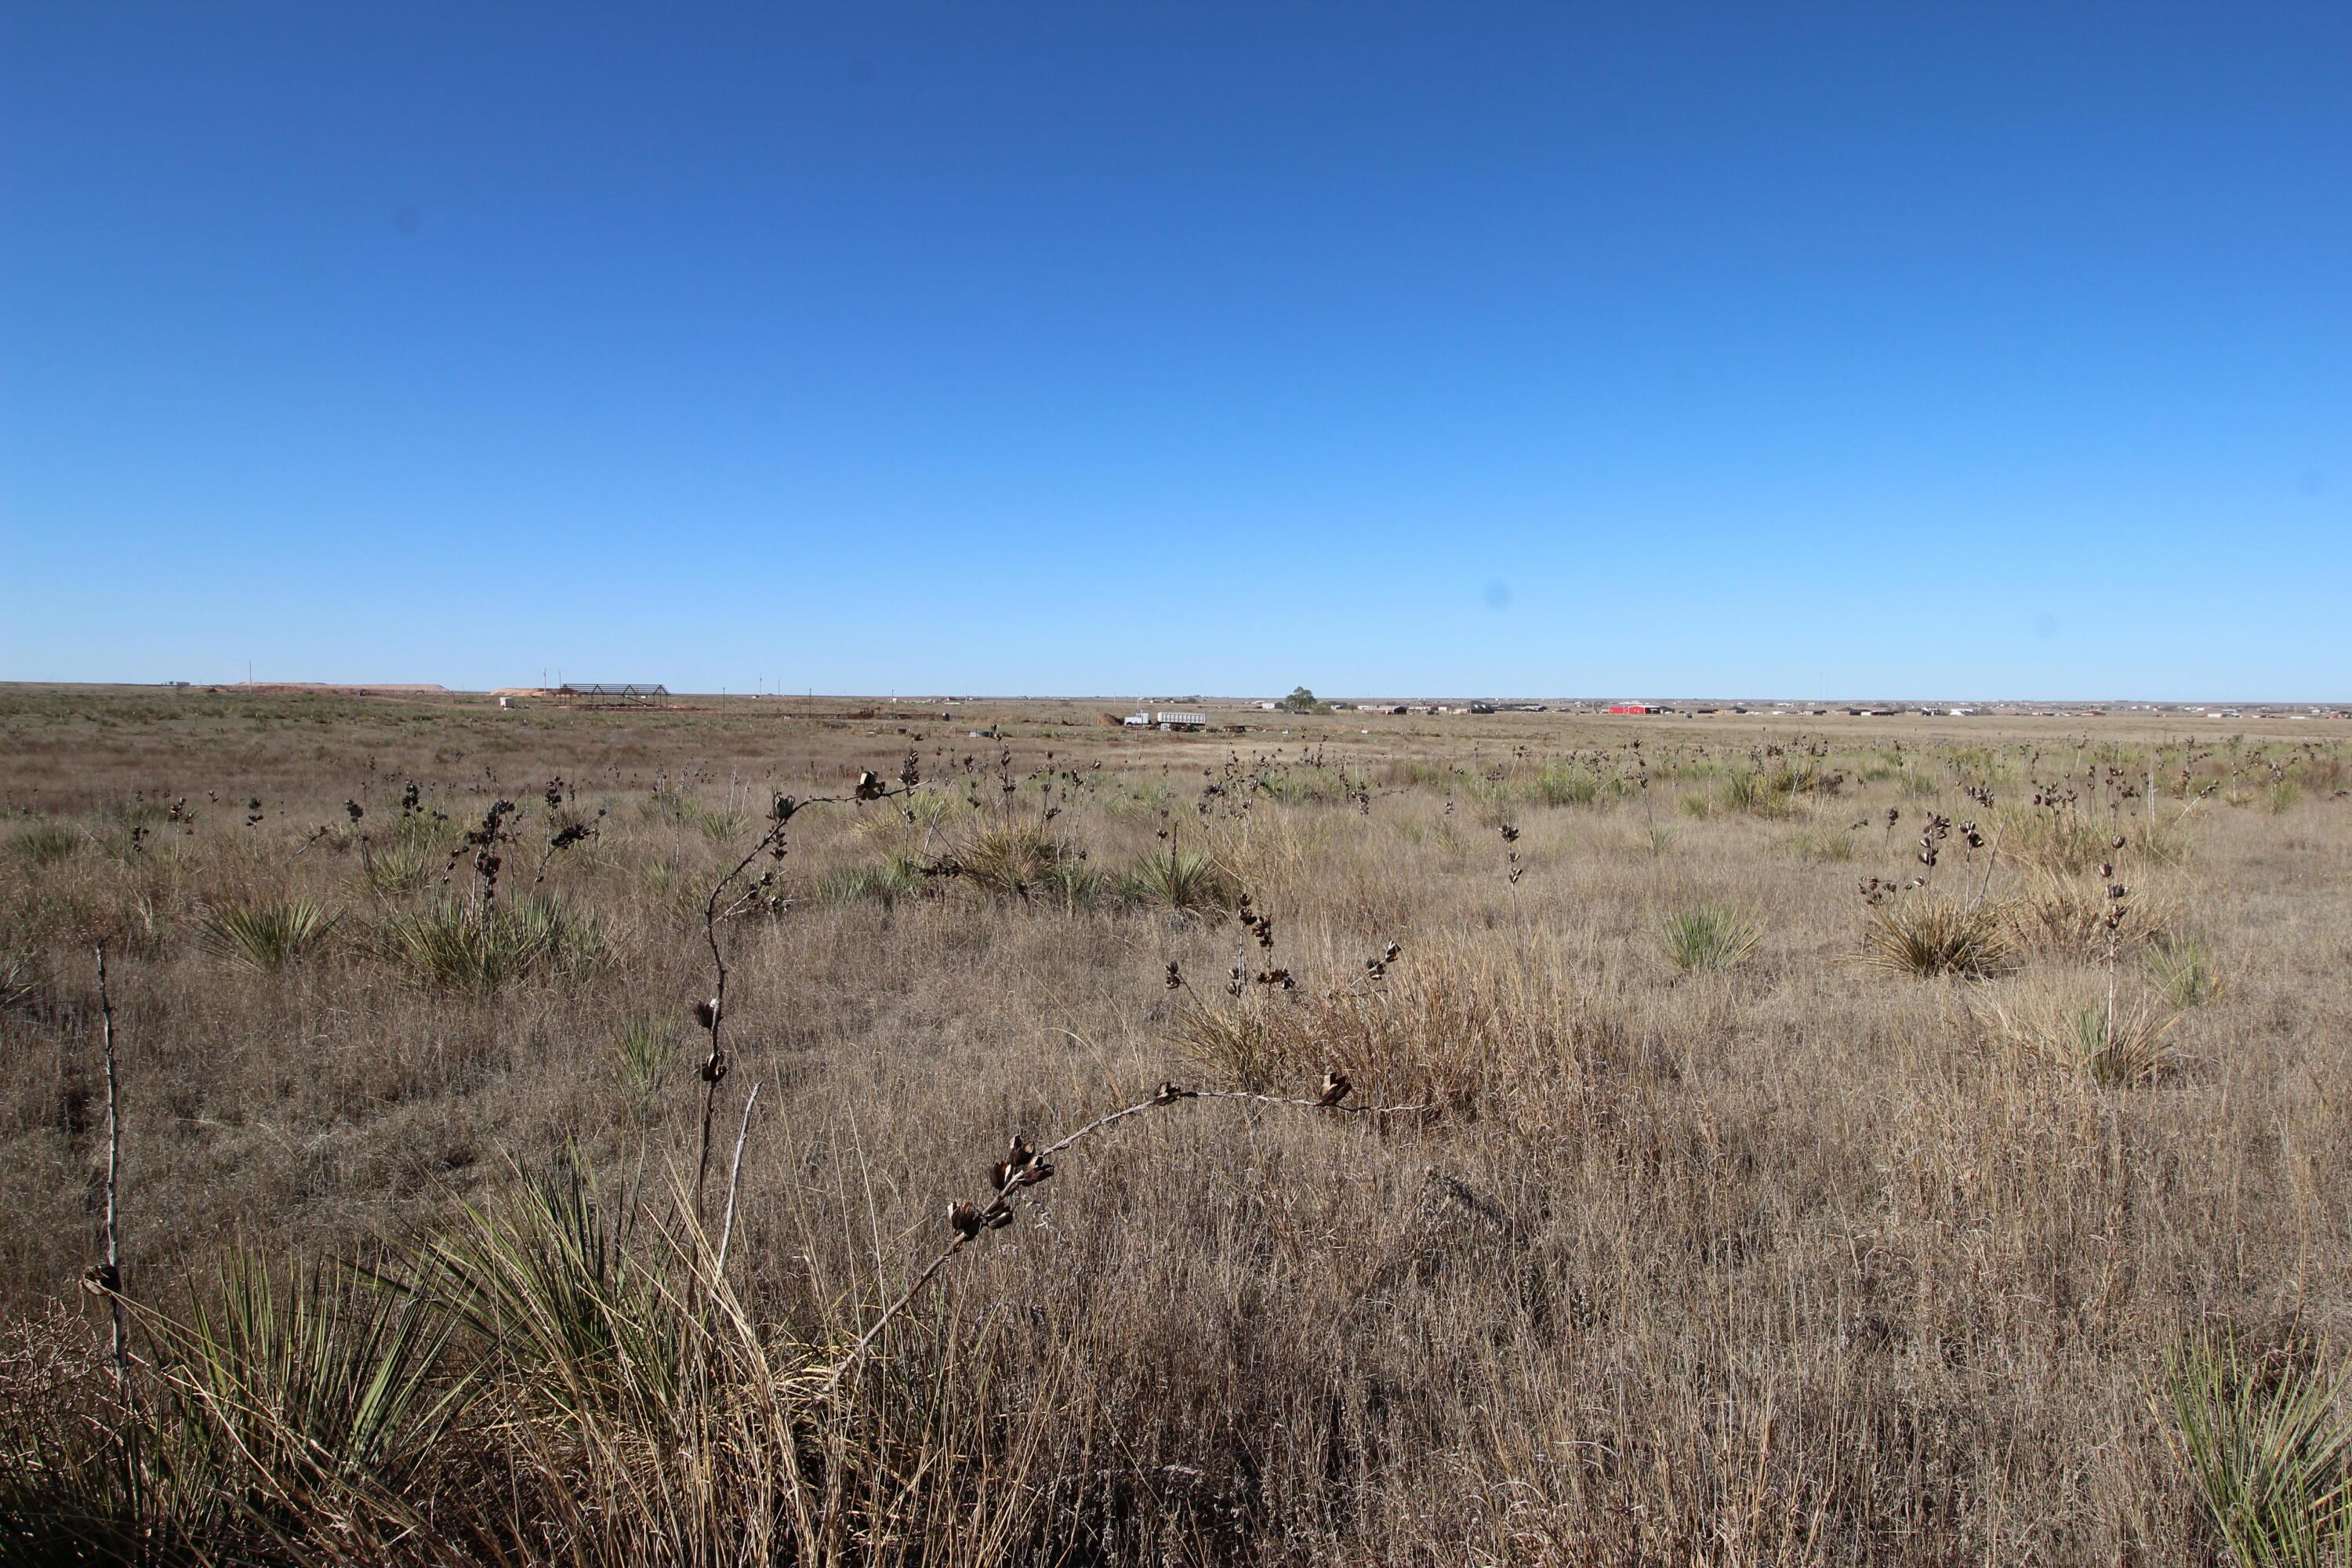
xmin=4 ymin=684 xmax=2350 ymax=1564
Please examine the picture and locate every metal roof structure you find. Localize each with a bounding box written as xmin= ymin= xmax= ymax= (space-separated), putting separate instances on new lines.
xmin=559 ymin=683 xmax=668 ymax=696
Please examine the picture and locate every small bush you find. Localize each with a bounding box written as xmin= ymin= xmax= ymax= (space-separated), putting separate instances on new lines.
xmin=1657 ymin=904 xmax=1763 ymax=973
xmin=197 ymin=896 xmax=341 ymax=972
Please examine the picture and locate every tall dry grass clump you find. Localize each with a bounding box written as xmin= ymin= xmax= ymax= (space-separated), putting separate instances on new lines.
xmin=1172 ymin=928 xmax=1618 ymax=1130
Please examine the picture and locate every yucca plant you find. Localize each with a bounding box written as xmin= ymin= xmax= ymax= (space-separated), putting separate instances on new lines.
xmin=2066 ymin=1000 xmax=2182 ymax=1087
xmin=2166 ymin=1330 xmax=2352 ymax=1568
xmin=1529 ymin=763 xmax=1602 ymax=808
xmin=143 ymin=1250 xmax=470 ymax=1543
xmin=1120 ymin=846 xmax=1239 ymax=915
xmin=1787 ymin=826 xmax=1857 ymax=862
xmin=1719 ymin=771 xmax=1796 ymax=819
xmin=379 ymin=894 xmax=600 ymax=992
xmin=2008 ymin=869 xmax=2177 ymax=959
xmin=2146 ymin=933 xmax=2227 ymax=1007
xmin=614 ymin=1014 xmax=677 ymax=1100
xmin=943 ymin=821 xmax=1069 ymax=899
xmin=358 ymin=839 xmax=437 ymax=896
xmin=11 ymin=822 xmax=81 ymax=866
xmin=412 ymin=1163 xmax=688 ymax=1424
xmin=1658 ymin=903 xmax=1763 ymax=973
xmin=1862 ymin=895 xmax=2015 ymax=978
xmin=818 ymin=851 xmax=927 ymax=907
xmin=1035 ymin=855 xmax=1107 ymax=910
xmin=647 ymin=789 xmax=746 ymax=842
xmin=197 ymin=896 xmax=340 ymax=971
xmin=0 ymin=949 xmax=34 ymax=1013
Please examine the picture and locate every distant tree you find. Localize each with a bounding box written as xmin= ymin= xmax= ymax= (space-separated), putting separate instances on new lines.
xmin=1282 ymin=686 xmax=1323 ymax=714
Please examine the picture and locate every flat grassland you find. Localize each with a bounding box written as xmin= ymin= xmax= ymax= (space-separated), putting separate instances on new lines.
xmin=3 ymin=685 xmax=2349 ymax=1564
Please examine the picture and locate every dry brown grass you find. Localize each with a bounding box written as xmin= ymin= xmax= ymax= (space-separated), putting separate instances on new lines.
xmin=2 ymin=686 xmax=2349 ymax=1563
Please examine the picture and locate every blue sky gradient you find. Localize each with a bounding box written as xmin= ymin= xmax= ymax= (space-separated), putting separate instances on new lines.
xmin=4 ymin=3 xmax=2347 ymax=697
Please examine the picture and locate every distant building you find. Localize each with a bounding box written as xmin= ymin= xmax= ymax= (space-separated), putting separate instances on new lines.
xmin=1606 ymin=703 xmax=1651 ymax=715
xmin=558 ymin=682 xmax=670 ymax=708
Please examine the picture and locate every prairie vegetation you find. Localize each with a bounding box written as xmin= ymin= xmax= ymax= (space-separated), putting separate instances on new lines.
xmin=2 ymin=686 xmax=2350 ymax=1564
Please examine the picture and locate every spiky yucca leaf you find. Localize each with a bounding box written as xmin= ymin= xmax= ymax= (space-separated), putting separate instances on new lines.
xmin=2166 ymin=1331 xmax=2352 ymax=1568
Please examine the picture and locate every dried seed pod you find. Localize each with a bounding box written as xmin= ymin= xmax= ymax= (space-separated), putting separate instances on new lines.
xmin=1152 ymin=1080 xmax=1192 ymax=1104
xmin=948 ymin=1201 xmax=983 ymax=1239
xmin=693 ymin=996 xmax=720 ymax=1031
xmin=1316 ymin=1069 xmax=1352 ymax=1108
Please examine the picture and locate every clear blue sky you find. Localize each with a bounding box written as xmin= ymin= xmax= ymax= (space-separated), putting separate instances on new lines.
xmin=4 ymin=4 xmax=2346 ymax=699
